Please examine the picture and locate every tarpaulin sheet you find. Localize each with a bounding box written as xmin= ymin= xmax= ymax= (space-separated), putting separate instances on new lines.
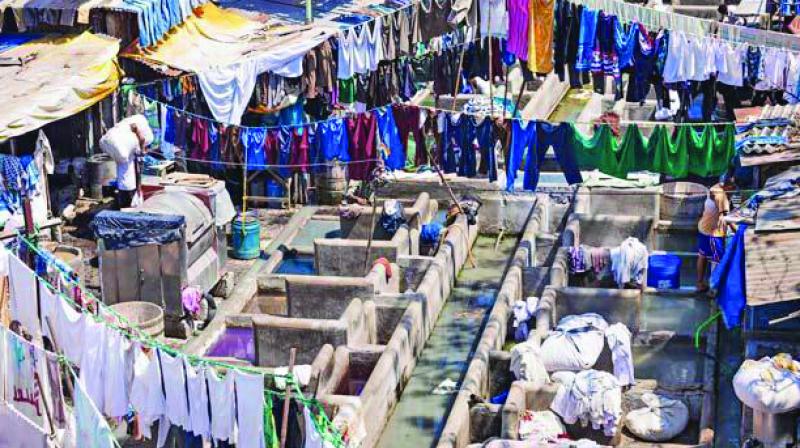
xmin=0 ymin=33 xmax=42 ymax=52
xmin=0 ymin=32 xmax=121 ymax=141
xmin=92 ymin=210 xmax=186 ymax=250
xmin=121 ymin=3 xmax=337 ymax=75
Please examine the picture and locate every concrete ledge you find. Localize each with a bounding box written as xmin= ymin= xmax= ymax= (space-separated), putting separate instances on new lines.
xmin=321 ymin=213 xmax=479 ymax=447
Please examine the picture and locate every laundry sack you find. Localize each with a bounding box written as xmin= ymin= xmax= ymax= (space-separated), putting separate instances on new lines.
xmin=100 ymin=125 xmax=139 ymax=164
xmin=733 ymin=354 xmax=800 ymax=414
xmin=510 ymin=340 xmax=550 ymax=386
xmin=120 ymin=114 xmax=154 ymax=147
xmin=624 ymin=393 xmax=689 ymax=442
xmin=518 ymin=410 xmax=566 ymax=442
xmin=100 ymin=115 xmax=154 ymax=164
xmin=541 ymin=313 xmax=608 ymax=372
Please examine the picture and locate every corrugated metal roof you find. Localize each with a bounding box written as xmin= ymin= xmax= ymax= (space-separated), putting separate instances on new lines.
xmin=745 ymin=227 xmax=800 ymax=305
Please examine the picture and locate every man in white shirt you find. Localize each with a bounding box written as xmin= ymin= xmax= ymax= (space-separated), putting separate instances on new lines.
xmin=116 ymin=123 xmax=147 ymax=209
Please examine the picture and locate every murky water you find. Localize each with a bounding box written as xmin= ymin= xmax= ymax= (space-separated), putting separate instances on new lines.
xmin=275 ymin=255 xmax=316 ymax=275
xmin=289 ymin=219 xmax=341 ymax=248
xmin=548 ymin=88 xmax=592 ymax=123
xmin=376 ymin=235 xmax=518 ymax=448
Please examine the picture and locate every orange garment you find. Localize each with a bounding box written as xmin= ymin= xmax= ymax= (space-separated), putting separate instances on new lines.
xmin=527 ymin=0 xmax=555 ymax=73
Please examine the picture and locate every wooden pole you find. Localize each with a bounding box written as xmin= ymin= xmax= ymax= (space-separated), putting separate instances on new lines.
xmin=363 ymin=191 xmax=379 ymax=272
xmin=45 ymin=317 xmax=73 ymax=398
xmin=280 ymin=347 xmax=297 ymax=448
xmin=487 ymin=2 xmax=494 ymax=118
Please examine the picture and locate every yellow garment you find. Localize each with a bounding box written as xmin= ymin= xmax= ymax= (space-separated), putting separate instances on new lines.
xmin=0 ymin=32 xmax=121 ymax=141
xmin=527 ymin=0 xmax=554 ymax=73
xmin=122 ymin=3 xmax=338 ymax=74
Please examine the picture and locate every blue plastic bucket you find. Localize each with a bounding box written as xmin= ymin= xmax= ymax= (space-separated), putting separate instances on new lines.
xmin=231 ymin=213 xmax=261 ymax=260
xmin=647 ymin=253 xmax=682 ymax=289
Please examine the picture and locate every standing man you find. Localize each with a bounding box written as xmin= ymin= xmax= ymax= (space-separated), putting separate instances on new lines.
xmin=696 ymin=173 xmax=737 ymax=292
xmin=115 ymin=122 xmax=147 ymax=209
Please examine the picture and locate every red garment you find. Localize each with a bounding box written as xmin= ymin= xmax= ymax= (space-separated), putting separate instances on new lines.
xmin=289 ymin=126 xmax=310 ymax=172
xmin=265 ymin=129 xmax=280 ymax=165
xmin=190 ymin=118 xmax=210 ymax=160
xmin=392 ymin=104 xmax=428 ymax=166
xmin=374 ymin=257 xmax=392 ymax=280
xmin=346 ymin=112 xmax=377 ymax=181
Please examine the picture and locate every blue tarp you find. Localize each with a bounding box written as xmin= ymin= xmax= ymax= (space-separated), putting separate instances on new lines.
xmin=91 ymin=210 xmax=185 ymax=250
xmin=711 ymin=224 xmax=748 ymax=329
xmin=0 ymin=34 xmax=43 ymax=54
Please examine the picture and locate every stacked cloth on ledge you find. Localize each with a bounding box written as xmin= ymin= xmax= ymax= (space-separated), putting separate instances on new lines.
xmin=551 ymin=369 xmax=623 ymax=437
xmin=569 ymin=238 xmax=647 ymax=288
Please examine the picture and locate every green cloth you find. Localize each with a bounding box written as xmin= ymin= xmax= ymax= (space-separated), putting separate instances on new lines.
xmin=338 ymin=78 xmax=356 ymax=104
xmin=264 ymin=394 xmax=279 ymax=448
xmin=572 ymin=123 xmax=735 ymax=179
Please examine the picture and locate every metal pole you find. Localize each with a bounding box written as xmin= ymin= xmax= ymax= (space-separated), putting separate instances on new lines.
xmin=487 ymin=3 xmax=494 ymax=118
xmin=306 ymin=0 xmax=312 ymax=24
xmin=279 ymin=347 xmax=297 ymax=448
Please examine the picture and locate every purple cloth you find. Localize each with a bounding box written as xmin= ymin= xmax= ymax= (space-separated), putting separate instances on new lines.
xmin=182 ymin=287 xmax=202 ymax=315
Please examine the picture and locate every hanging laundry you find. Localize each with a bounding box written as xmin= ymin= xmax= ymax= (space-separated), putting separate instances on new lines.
xmin=208 ymin=369 xmax=237 ymax=443
xmin=609 ymin=237 xmax=648 ymax=287
xmin=9 ymin=254 xmax=39 ymax=340
xmin=102 ymin=329 xmax=134 ymax=418
xmin=439 ymin=113 xmax=477 ymax=177
xmin=158 ymin=350 xmax=190 ymax=429
xmin=475 ymin=117 xmax=497 ymax=182
xmin=550 ymin=369 xmax=623 ymax=437
xmin=346 ymin=112 xmax=378 ymax=181
xmin=572 ymin=123 xmax=735 ymax=179
xmin=318 ymin=118 xmax=350 ymax=162
xmin=185 ymin=362 xmax=211 ymax=441
xmin=507 ymin=0 xmax=530 ymax=60
xmin=190 ymin=118 xmax=210 ymax=162
xmin=74 ymin=376 xmax=116 ymax=448
xmin=130 ymin=347 xmax=165 ymax=440
xmin=53 ymin=293 xmax=85 ymax=365
xmin=479 ymin=0 xmax=508 ymax=37
xmin=507 ymin=120 xmax=536 ymax=192
xmin=605 ymin=323 xmax=634 ymax=386
xmin=79 ymin=317 xmax=108 ymax=413
xmin=4 ymin=329 xmax=48 ymax=427
xmin=527 ymin=0 xmax=555 ymax=73
xmin=615 ymin=21 xmax=637 ymax=70
xmin=575 ymin=7 xmax=598 ymax=72
xmin=392 ymin=104 xmax=428 ymax=166
xmin=241 ymin=127 xmax=268 ymax=171
xmin=376 ymin=108 xmax=406 ymax=171
xmin=234 ymin=370 xmax=266 ymax=448
xmin=528 ymin=121 xmax=583 ymax=190
xmin=289 ymin=126 xmax=311 ymax=173
xmin=553 ymin=0 xmax=574 ymax=81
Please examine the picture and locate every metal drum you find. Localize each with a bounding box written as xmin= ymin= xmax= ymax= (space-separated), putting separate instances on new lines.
xmin=315 ymin=163 xmax=347 ymax=205
xmin=87 ymin=153 xmax=117 ymax=199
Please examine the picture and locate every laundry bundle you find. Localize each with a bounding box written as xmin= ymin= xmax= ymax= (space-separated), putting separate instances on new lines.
xmin=733 ymin=354 xmax=800 ymax=414
xmin=624 ymin=393 xmax=689 ymax=442
xmin=540 ymin=314 xmax=634 ymax=386
xmin=550 ymin=369 xmax=623 ymax=437
xmin=609 ymin=237 xmax=648 ymax=288
xmin=510 ymin=340 xmax=550 ymax=386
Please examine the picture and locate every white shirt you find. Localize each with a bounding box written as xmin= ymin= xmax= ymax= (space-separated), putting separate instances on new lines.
xmin=233 ymin=370 xmax=266 ymax=448
xmin=79 ymin=318 xmax=109 ymax=413
xmin=366 ymin=17 xmax=384 ymax=71
xmin=54 ymin=296 xmax=85 ymax=365
xmin=103 ymin=330 xmax=133 ymax=418
xmin=716 ymin=41 xmax=746 ymax=87
xmin=159 ymin=351 xmax=190 ymax=429
xmin=662 ymin=30 xmax=687 ymax=83
xmin=337 ymin=31 xmax=355 ymax=79
xmin=756 ymin=48 xmax=789 ymax=91
xmin=785 ymin=52 xmax=800 ymax=103
xmin=208 ymin=368 xmax=237 ymax=442
xmin=352 ymin=24 xmax=370 ymax=75
xmin=129 ymin=348 xmax=165 ymax=440
xmin=186 ymin=362 xmax=211 ymax=440
xmin=479 ymin=0 xmax=508 ymax=37
xmin=116 ymin=151 xmax=137 ymax=192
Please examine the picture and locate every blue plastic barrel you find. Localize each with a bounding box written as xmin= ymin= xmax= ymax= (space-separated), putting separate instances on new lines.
xmin=231 ymin=213 xmax=261 ymax=260
xmin=647 ymin=253 xmax=682 ymax=289
xmin=266 ymin=180 xmax=284 ymax=197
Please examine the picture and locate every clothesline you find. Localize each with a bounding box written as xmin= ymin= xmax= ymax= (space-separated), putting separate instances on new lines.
xmin=150 ymin=150 xmax=385 ymax=168
xmin=571 ymin=0 xmax=800 ymax=54
xmin=136 ymin=89 xmax=735 ymax=137
xmin=10 ymin=235 xmax=346 ymax=446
